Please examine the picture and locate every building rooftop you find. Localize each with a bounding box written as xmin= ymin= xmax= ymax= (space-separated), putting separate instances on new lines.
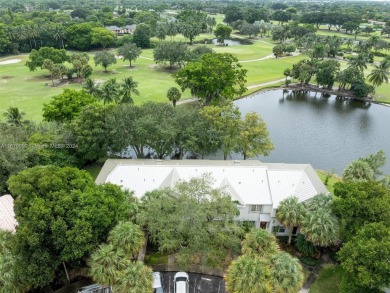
xmin=0 ymin=194 xmax=17 ymax=233
xmin=96 ymin=160 xmax=328 ymax=207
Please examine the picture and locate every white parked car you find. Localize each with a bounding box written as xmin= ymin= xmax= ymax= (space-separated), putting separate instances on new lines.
xmin=174 ymin=272 xmax=189 ymax=293
xmin=152 ymin=272 xmax=164 ymax=293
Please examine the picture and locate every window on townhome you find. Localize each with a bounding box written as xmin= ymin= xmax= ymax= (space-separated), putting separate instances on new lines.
xmin=250 ymin=205 xmax=262 ymax=212
xmin=278 ymin=226 xmax=286 ymax=233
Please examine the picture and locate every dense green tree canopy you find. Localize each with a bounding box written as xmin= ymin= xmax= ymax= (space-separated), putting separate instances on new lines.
xmin=199 ymin=103 xmax=241 ymax=160
xmin=7 ymin=166 xmax=130 ymax=289
xmin=66 ymin=22 xmax=100 ymax=51
xmin=174 ymin=53 xmax=247 ymax=105
xmin=94 ymin=51 xmax=117 ymax=72
xmin=338 ymin=223 xmax=390 ymax=291
xmin=333 ymin=181 xmax=390 ymax=241
xmin=117 ymin=43 xmax=142 ymax=67
xmin=236 ymin=112 xmax=274 ymax=160
xmin=25 ymin=47 xmax=68 ymax=71
xmin=73 ymin=103 xmax=116 ymax=162
xmin=70 ymin=52 xmax=92 ymax=81
xmin=42 ymin=89 xmax=95 ymax=123
xmin=132 ymin=23 xmax=151 ymax=48
xmin=91 ymin=27 xmax=116 ymax=48
xmin=214 ymin=24 xmax=232 ymax=44
xmin=138 ymin=175 xmax=243 ymax=268
xmin=153 ymin=41 xmax=189 ymax=68
xmin=0 ymin=23 xmax=11 ymax=55
xmin=316 ymin=60 xmax=340 ymax=89
xmin=223 ymin=6 xmax=244 ymax=24
xmin=0 ymin=231 xmax=30 ymax=292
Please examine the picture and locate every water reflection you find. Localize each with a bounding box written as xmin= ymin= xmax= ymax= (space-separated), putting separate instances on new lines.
xmin=234 ymin=90 xmax=390 ymax=174
xmin=211 ymin=39 xmax=248 ymax=46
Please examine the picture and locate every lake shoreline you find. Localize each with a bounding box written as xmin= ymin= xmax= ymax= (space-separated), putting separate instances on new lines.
xmin=240 ymin=83 xmax=390 ymax=108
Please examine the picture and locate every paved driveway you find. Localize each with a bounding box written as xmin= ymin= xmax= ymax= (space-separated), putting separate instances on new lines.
xmin=160 ymin=272 xmax=226 ymax=293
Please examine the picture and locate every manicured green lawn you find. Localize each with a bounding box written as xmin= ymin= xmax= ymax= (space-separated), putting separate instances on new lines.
xmin=243 ymin=55 xmax=305 ymax=84
xmin=316 ymin=25 xmax=383 ymax=40
xmin=1 ymin=29 xmax=389 ymax=121
xmin=0 ymin=38 xmax=276 ymax=121
xmin=316 ymin=170 xmax=342 ymax=194
xmin=310 ymin=264 xmax=345 ymax=293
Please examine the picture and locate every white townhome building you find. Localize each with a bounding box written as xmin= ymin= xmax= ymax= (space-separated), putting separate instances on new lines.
xmin=0 ymin=194 xmax=17 ymax=233
xmin=96 ymin=159 xmax=328 ymax=235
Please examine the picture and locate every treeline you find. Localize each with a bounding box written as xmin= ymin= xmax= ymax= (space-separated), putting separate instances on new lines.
xmin=0 ymin=8 xmax=217 ymax=54
xmin=2 ymin=0 xmax=390 ymax=55
xmin=283 ymin=33 xmax=390 ymax=97
xmin=0 ymin=88 xmax=274 ymax=193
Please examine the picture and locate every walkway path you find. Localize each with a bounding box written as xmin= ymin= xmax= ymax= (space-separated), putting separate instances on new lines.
xmin=240 ymin=52 xmax=301 ymax=63
xmin=239 ymin=54 xmax=275 ymax=63
xmin=247 ymin=78 xmax=286 ymax=89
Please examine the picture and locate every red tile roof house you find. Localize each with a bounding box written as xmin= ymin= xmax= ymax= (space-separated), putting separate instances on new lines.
xmin=0 ymin=194 xmax=17 ymax=233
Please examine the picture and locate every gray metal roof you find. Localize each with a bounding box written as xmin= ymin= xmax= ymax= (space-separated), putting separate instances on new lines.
xmin=96 ymin=160 xmax=329 ymax=207
xmin=0 ymin=194 xmax=17 ymax=233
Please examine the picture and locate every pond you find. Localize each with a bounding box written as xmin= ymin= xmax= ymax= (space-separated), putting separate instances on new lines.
xmin=232 ymin=90 xmax=390 ymax=175
xmin=211 ymin=38 xmax=247 ymax=46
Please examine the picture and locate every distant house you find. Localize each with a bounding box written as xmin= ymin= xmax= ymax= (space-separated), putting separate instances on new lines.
xmin=105 ymin=25 xmax=123 ymax=35
xmin=105 ymin=24 xmax=137 ymax=36
xmin=367 ymin=19 xmax=386 ymax=27
xmin=0 ymin=194 xmax=17 ymax=233
xmin=123 ymin=24 xmax=137 ymax=34
xmin=96 ymin=159 xmax=328 ymax=236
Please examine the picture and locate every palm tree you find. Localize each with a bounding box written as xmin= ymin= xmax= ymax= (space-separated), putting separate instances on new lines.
xmin=367 ymin=35 xmax=381 ymax=51
xmin=305 ymin=193 xmax=333 ymax=211
xmin=345 ymin=38 xmax=353 ymax=52
xmin=342 ymin=160 xmax=374 ymax=181
xmin=295 ymin=234 xmax=318 ymax=257
xmin=348 ymin=53 xmax=368 ymax=72
xmin=112 ymin=262 xmax=153 ymax=293
xmin=276 ymin=196 xmax=306 ymax=245
xmin=83 ymin=78 xmax=100 ymax=97
xmin=3 ymin=107 xmax=26 ymax=126
xmin=107 ymin=222 xmax=145 ymax=257
xmin=52 ymin=24 xmax=66 ymax=49
xmin=120 ymin=77 xmax=139 ymax=104
xmin=241 ymin=228 xmax=279 ymax=257
xmin=283 ymin=68 xmax=291 ymax=85
xmin=269 ymin=252 xmax=305 ymax=293
xmin=301 ymin=209 xmax=339 ymax=247
xmin=88 ymin=244 xmax=128 ymax=287
xmin=0 ymin=231 xmax=30 ymax=293
xmin=98 ymin=78 xmax=120 ymax=104
xmin=225 ymin=254 xmax=272 ymax=293
xmin=166 ymin=87 xmax=181 ymax=107
xmin=368 ymin=59 xmax=390 ymax=87
xmin=25 ymin=23 xmax=39 ymax=49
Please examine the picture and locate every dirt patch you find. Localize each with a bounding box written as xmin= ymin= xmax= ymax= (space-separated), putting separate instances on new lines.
xmin=0 ymin=59 xmax=21 ymax=65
